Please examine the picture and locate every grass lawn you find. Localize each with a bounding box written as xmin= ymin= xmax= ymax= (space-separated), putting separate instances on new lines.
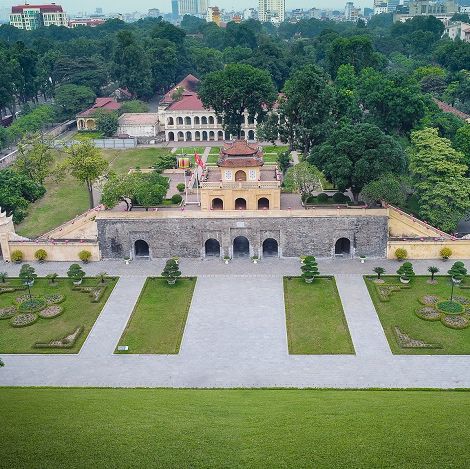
xmin=365 ymin=275 xmax=470 ymax=354
xmin=206 ymin=153 xmax=219 ymax=164
xmin=284 ymin=277 xmax=354 ymax=354
xmin=262 ymin=145 xmax=288 ymax=154
xmin=117 ymin=277 xmax=196 ymax=354
xmin=1 ymin=388 xmax=469 ymax=468
xmin=103 ymin=148 xmax=174 ymax=175
xmin=0 ymin=277 xmax=117 ymax=353
xmin=209 ymin=146 xmax=221 ymax=154
xmin=73 ymin=131 xmax=103 ymax=140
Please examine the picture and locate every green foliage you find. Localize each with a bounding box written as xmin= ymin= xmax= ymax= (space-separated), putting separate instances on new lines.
xmin=409 ymin=128 xmax=470 ymax=232
xmin=34 ymin=249 xmax=47 ymax=262
xmin=311 ymin=123 xmax=406 ymax=201
xmin=448 ymin=261 xmax=467 ymax=281
xmin=317 ymin=193 xmax=329 ymax=203
xmin=454 ymin=125 xmax=470 ymax=165
xmin=176 ymin=183 xmax=185 ymax=193
xmin=395 ymin=248 xmax=408 ymax=261
xmin=10 ymin=250 xmax=23 ymax=263
xmin=0 ymin=272 xmax=7 ymax=283
xmin=78 ymin=251 xmax=92 ymax=263
xmin=361 ymin=174 xmax=410 ymax=207
xmin=154 ymin=154 xmax=176 ymax=171
xmin=95 ymin=111 xmax=118 ymax=137
xmin=277 ymin=150 xmax=291 ymax=173
xmin=439 ymin=247 xmax=452 ymax=260
xmin=161 ymin=259 xmax=182 ymax=283
xmin=171 ymin=193 xmax=183 ymax=204
xmin=373 ymin=267 xmax=385 ymax=279
xmin=428 ymin=266 xmax=439 ymax=280
xmin=54 ymin=84 xmax=96 ymax=119
xmin=397 ymin=262 xmax=415 ymax=281
xmin=46 ymin=273 xmax=58 ymax=284
xmin=119 ymin=100 xmax=149 ymax=114
xmin=7 ymin=105 xmax=56 ymax=142
xmin=67 ymin=263 xmax=86 ymax=282
xmin=19 ymin=264 xmax=37 ymax=284
xmin=283 ymin=162 xmax=322 ymax=200
xmin=300 ymin=256 xmax=320 ymax=282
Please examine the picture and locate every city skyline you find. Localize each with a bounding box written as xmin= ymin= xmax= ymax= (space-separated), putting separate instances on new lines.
xmin=0 ymin=0 xmax=375 ymax=16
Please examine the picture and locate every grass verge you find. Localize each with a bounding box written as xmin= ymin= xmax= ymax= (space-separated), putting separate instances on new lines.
xmin=116 ymin=277 xmax=196 ymax=354
xmin=284 ymin=277 xmax=354 ymax=354
xmin=366 ymin=275 xmax=470 ymax=354
xmin=0 ymin=388 xmax=469 ymax=468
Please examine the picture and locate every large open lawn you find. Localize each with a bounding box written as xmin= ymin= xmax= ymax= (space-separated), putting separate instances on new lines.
xmin=366 ymin=275 xmax=470 ymax=354
xmin=103 ymin=147 xmax=174 ymax=174
xmin=0 ymin=277 xmax=117 ymax=353
xmin=117 ymin=277 xmax=196 ymax=354
xmin=284 ymin=277 xmax=354 ymax=354
xmin=0 ymin=388 xmax=469 ymax=468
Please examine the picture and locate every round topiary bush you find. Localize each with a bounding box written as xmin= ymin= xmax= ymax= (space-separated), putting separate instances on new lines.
xmin=441 ymin=314 xmax=469 ymax=329
xmin=176 ymin=183 xmax=186 ymax=193
xmin=317 ymin=193 xmax=329 ymax=203
xmin=18 ymin=297 xmax=47 ymax=314
xmin=415 ymin=306 xmax=441 ymax=321
xmin=0 ymin=306 xmax=16 ymax=320
xmin=436 ymin=301 xmax=464 ymax=315
xmin=34 ymin=249 xmax=48 ymax=262
xmin=10 ymin=313 xmax=38 ymax=327
xmin=11 ymin=249 xmax=23 ymax=263
xmin=395 ymin=248 xmax=408 ymax=261
xmin=332 ymin=192 xmax=349 ymax=203
xmin=171 ymin=193 xmax=183 ymax=204
xmin=45 ymin=294 xmax=65 ymax=305
xmin=39 ymin=305 xmax=63 ymax=319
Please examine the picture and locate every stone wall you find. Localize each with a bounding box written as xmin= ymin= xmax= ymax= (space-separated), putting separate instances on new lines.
xmin=97 ymin=214 xmax=388 ymax=259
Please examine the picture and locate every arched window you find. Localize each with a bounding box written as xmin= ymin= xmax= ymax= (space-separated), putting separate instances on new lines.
xmin=205 ymin=239 xmax=221 ymax=257
xmin=184 ymin=116 xmax=191 ymax=125
xmin=217 ymin=131 xmax=224 ymax=139
xmin=194 ymin=116 xmax=200 ymax=125
xmin=209 ymin=131 xmax=215 ymax=141
xmin=195 ymin=131 xmax=201 ymax=141
xmin=209 ymin=116 xmax=215 ymax=124
xmin=177 ymin=117 xmax=183 ymax=125
xmin=177 ymin=131 xmax=184 ymax=141
xmin=235 ymin=170 xmax=246 ymax=182
xmin=248 ymin=130 xmax=255 ymax=140
xmin=167 ymin=117 xmax=174 ymax=125
xmin=235 ymin=198 xmax=247 ymax=210
xmin=258 ymin=197 xmax=269 ymax=210
xmin=263 ymin=238 xmax=278 ymax=257
xmin=201 ymin=116 xmax=208 ymax=125
xmin=168 ymin=131 xmax=175 ymax=141
xmin=212 ymin=198 xmax=223 ymax=210
xmin=233 ymin=236 xmax=249 ymax=257
xmin=202 ymin=131 xmax=208 ymax=140
xmin=186 ymin=131 xmax=192 ymax=141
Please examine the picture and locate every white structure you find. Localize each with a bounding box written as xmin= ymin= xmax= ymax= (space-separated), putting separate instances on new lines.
xmin=10 ymin=3 xmax=68 ymax=30
xmin=374 ymin=3 xmax=389 ymax=14
xmin=258 ymin=0 xmax=285 ymax=23
xmin=177 ymin=0 xmax=207 ymax=16
xmin=344 ymin=1 xmax=360 ymax=21
xmin=394 ymin=0 xmax=458 ymax=22
xmin=117 ymin=113 xmax=160 ymax=138
xmin=444 ymin=22 xmax=470 ymax=42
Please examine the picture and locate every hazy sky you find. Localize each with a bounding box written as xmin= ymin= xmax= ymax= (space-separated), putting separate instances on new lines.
xmin=1 ymin=0 xmax=374 ymax=16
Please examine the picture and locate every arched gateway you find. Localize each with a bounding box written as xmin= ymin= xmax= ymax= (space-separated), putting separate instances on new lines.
xmin=205 ymin=239 xmax=221 ymax=257
xmin=134 ymin=239 xmax=150 ymax=258
xmin=233 ymin=236 xmax=250 ymax=257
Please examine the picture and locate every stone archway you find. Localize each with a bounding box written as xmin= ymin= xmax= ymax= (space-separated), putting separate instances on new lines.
xmin=205 ymin=238 xmax=220 ymax=257
xmin=235 ymin=170 xmax=246 ymax=182
xmin=233 ymin=236 xmax=249 ymax=258
xmin=262 ymin=238 xmax=278 ymax=257
xmin=335 ymin=238 xmax=351 ymax=255
xmin=235 ymin=198 xmax=247 ymax=210
xmin=258 ymin=197 xmax=270 ymax=210
xmin=134 ymin=239 xmax=150 ymax=258
xmin=212 ymin=198 xmax=223 ymax=210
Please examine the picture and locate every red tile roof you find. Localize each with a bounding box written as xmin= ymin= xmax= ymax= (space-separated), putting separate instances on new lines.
xmin=218 ymin=140 xmax=264 ymax=167
xmin=166 ymin=92 xmax=207 ymax=111
xmin=161 ymin=74 xmax=200 ymax=104
xmin=433 ymin=98 xmax=470 ymax=121
xmin=76 ymin=97 xmax=121 ymax=117
xmin=12 ymin=4 xmax=64 ymax=13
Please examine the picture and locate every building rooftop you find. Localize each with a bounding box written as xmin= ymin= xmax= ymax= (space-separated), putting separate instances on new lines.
xmin=11 ymin=4 xmax=64 ymax=12
xmin=161 ymin=74 xmax=200 ymax=105
xmin=118 ymin=113 xmax=159 ymax=125
xmin=218 ymin=140 xmax=264 ymax=167
xmin=433 ymin=98 xmax=470 ymax=121
xmin=166 ymin=92 xmax=206 ymax=111
xmin=76 ymin=97 xmax=121 ymax=118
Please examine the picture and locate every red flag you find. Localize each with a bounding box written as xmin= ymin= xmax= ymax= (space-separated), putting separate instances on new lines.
xmin=194 ymin=152 xmax=205 ymax=168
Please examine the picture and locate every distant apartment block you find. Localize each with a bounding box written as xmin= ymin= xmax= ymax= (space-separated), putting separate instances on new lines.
xmin=258 ymin=0 xmax=285 ymax=23
xmin=10 ymin=3 xmax=67 ymax=30
xmin=394 ymin=0 xmax=458 ymax=23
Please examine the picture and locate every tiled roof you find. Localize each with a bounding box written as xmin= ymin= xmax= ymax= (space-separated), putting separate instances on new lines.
xmin=76 ymin=98 xmax=121 ymax=118
xmin=12 ymin=4 xmax=64 ymax=12
xmin=218 ymin=140 xmax=264 ymax=167
xmin=218 ymin=157 xmax=263 ymax=167
xmin=433 ymin=98 xmax=470 ymax=121
xmin=118 ymin=113 xmax=159 ymax=125
xmin=222 ymin=140 xmax=261 ymax=156
xmin=166 ymin=93 xmax=207 ymax=111
xmin=161 ymin=74 xmax=200 ymax=104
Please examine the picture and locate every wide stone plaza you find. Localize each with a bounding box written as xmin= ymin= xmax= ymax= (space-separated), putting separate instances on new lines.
xmin=1 ymin=258 xmax=470 ymax=389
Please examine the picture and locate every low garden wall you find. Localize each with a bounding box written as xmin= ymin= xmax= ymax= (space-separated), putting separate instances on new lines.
xmin=387 ymin=240 xmax=470 ymax=259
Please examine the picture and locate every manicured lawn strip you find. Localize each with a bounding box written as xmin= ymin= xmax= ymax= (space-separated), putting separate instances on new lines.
xmin=365 ymin=275 xmax=470 ymax=354
xmin=262 ymin=153 xmax=279 ymax=163
xmin=0 ymin=277 xmax=117 ymax=353
xmin=1 ymin=388 xmax=469 ymax=468
xmin=206 ymin=154 xmax=219 ymax=164
xmin=74 ymin=131 xmax=103 ymax=140
xmin=262 ymin=145 xmax=289 ymax=154
xmin=209 ymin=146 xmax=221 ymax=154
xmin=117 ymin=277 xmax=196 ymax=354
xmin=284 ymin=277 xmax=354 ymax=354
xmin=103 ymin=148 xmax=173 ymax=174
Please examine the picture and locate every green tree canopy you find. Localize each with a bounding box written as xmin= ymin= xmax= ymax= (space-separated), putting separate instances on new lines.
xmin=95 ymin=111 xmax=118 ymax=137
xmin=15 ymin=133 xmax=54 ymax=184
xmin=55 ymin=84 xmax=96 ymax=119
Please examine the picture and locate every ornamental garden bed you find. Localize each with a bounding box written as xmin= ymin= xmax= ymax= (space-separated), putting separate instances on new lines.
xmin=365 ymin=275 xmax=470 ymax=354
xmin=116 ymin=277 xmax=196 ymax=354
xmin=283 ymin=277 xmax=354 ymax=354
xmin=0 ymin=277 xmax=117 ymax=354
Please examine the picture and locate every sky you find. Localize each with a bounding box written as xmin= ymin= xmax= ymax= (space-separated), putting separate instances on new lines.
xmin=0 ymin=0 xmax=374 ymax=16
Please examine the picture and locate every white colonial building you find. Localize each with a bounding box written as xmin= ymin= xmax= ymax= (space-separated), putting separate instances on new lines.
xmin=117 ymin=113 xmax=160 ymax=137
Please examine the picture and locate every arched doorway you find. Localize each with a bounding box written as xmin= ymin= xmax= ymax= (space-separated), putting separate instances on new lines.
xmin=263 ymin=238 xmax=278 ymax=257
xmin=195 ymin=131 xmax=201 ymax=141
xmin=233 ymin=236 xmax=249 ymax=257
xmin=168 ymin=132 xmax=175 ymax=141
xmin=235 ymin=198 xmax=247 ymax=210
xmin=186 ymin=131 xmax=192 ymax=141
xmin=335 ymin=238 xmax=351 ymax=256
xmin=258 ymin=197 xmax=269 ymax=210
xmin=248 ymin=130 xmax=255 ymax=140
xmin=202 ymin=131 xmax=208 ymax=140
xmin=134 ymin=240 xmax=150 ymax=258
xmin=177 ymin=131 xmax=184 ymax=142
xmin=205 ymin=239 xmax=220 ymax=257
xmin=212 ymin=198 xmax=223 ymax=210
xmin=235 ymin=170 xmax=246 ymax=181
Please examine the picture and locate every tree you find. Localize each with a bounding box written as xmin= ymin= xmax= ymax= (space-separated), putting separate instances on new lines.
xmin=256 ymin=113 xmax=279 ymax=144
xmin=283 ymin=162 xmax=322 ymax=201
xmin=409 ymin=128 xmax=470 ymax=232
xmin=428 ymin=266 xmax=439 ymax=281
xmin=161 ymin=258 xmax=181 ymax=285
xmin=119 ymin=100 xmax=149 ymax=114
xmin=0 ymin=127 xmax=10 ymax=152
xmin=15 ymin=133 xmax=53 ymax=184
xmin=301 ymin=256 xmax=320 ymax=283
xmin=361 ymin=174 xmax=411 ymax=207
xmin=397 ymin=262 xmax=415 ymax=281
xmin=59 ymin=141 xmax=108 ymax=209
xmin=67 ymin=263 xmax=85 ymax=283
xmin=198 ymin=63 xmax=276 ymax=138
xmin=278 ymin=65 xmax=335 ymax=155
xmin=19 ymin=264 xmax=36 ymax=298
xmin=55 ymin=84 xmax=96 ymax=119
xmin=95 ymin=111 xmax=118 ymax=137
xmin=311 ymin=123 xmax=406 ymax=202
xmin=448 ymin=261 xmax=467 ymax=281
xmin=373 ymin=267 xmax=385 ymax=279
xmin=454 ymin=125 xmax=470 ymax=166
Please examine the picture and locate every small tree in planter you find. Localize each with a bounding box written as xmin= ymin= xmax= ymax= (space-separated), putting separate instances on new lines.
xmin=440 ymin=247 xmax=452 ymax=260
xmin=301 ymin=256 xmax=320 ymax=283
xmin=373 ymin=267 xmax=385 ymax=280
xmin=67 ymin=263 xmax=86 ymax=285
xmin=448 ymin=261 xmax=467 ymax=284
xmin=46 ymin=273 xmax=59 ymax=286
xmin=11 ymin=250 xmax=23 ymax=263
xmin=19 ymin=264 xmax=37 ymax=299
xmin=397 ymin=262 xmax=415 ymax=284
xmin=34 ymin=249 xmax=48 ymax=262
xmin=78 ymin=250 xmax=92 ymax=264
xmin=428 ymin=266 xmax=439 ymax=283
xmin=161 ymin=259 xmax=181 ymax=285
xmin=395 ymin=248 xmax=407 ymax=261
xmin=0 ymin=272 xmax=8 ymax=284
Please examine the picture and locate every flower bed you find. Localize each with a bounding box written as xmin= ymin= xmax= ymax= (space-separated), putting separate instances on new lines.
xmin=39 ymin=305 xmax=64 ymax=319
xmin=10 ymin=313 xmax=38 ymax=327
xmin=0 ymin=306 xmax=16 ymax=320
xmin=415 ymin=306 xmax=441 ymax=321
xmin=34 ymin=326 xmax=84 ymax=349
xmin=393 ymin=326 xmax=441 ymax=349
xmin=436 ymin=301 xmax=464 ymax=315
xmin=18 ymin=297 xmax=47 ymax=314
xmin=45 ymin=294 xmax=65 ymax=305
xmin=420 ymin=295 xmax=439 ymax=305
xmin=441 ymin=315 xmax=469 ymax=330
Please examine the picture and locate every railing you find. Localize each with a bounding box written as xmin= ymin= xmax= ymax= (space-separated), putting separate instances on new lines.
xmin=201 ymin=181 xmax=280 ymax=189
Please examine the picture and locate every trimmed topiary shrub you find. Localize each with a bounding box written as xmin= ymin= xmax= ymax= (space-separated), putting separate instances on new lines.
xmin=11 ymin=250 xmax=23 ymax=263
xmin=301 ymin=256 xmax=320 ymax=283
xmin=34 ymin=249 xmax=48 ymax=262
xmin=171 ymin=193 xmax=183 ymax=204
xmin=176 ymin=183 xmax=186 ymax=193
xmin=395 ymin=248 xmax=408 ymax=261
xmin=332 ymin=192 xmax=349 ymax=203
xmin=78 ymin=250 xmax=92 ymax=263
xmin=440 ymin=247 xmax=452 ymax=260
xmin=317 ymin=193 xmax=329 ymax=203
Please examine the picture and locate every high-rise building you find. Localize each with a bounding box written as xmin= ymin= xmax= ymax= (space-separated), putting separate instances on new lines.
xmin=10 ymin=3 xmax=68 ymax=30
xmin=387 ymin=0 xmax=400 ymax=12
xmin=408 ymin=0 xmax=457 ymax=16
xmin=148 ymin=8 xmax=161 ymax=17
xmin=172 ymin=0 xmax=179 ymax=18
xmin=176 ymin=0 xmax=207 ymax=16
xmin=344 ymin=1 xmax=360 ymax=21
xmin=258 ymin=0 xmax=285 ymax=23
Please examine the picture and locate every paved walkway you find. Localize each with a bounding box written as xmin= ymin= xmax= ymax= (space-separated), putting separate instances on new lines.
xmin=1 ymin=259 xmax=470 ymax=388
